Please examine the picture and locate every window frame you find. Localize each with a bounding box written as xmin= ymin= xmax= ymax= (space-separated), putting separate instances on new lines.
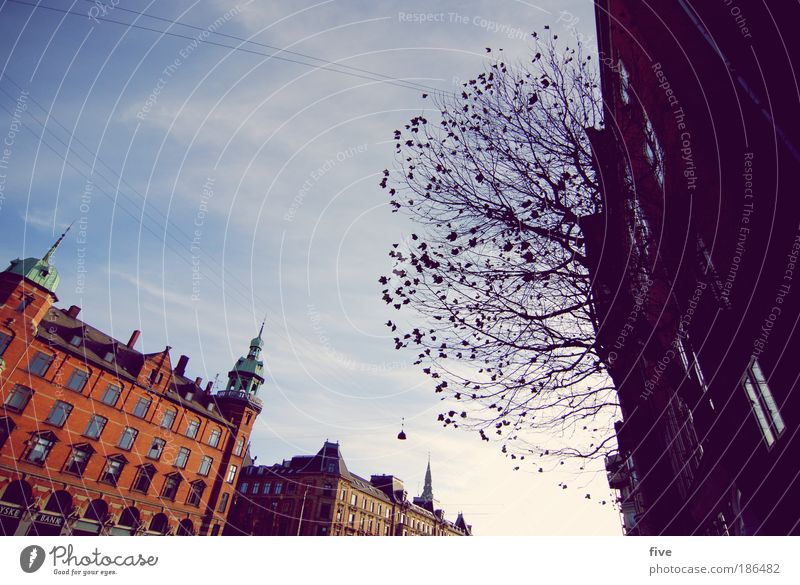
xmin=45 ymin=400 xmax=74 ymax=428
xmin=198 ymin=455 xmax=213 ymax=477
xmin=65 ymin=368 xmax=90 ymax=393
xmin=742 ymin=359 xmax=785 ymax=447
xmin=117 ymin=427 xmax=139 ymax=451
xmin=185 ymin=419 xmax=200 ymax=439
xmin=27 ymin=351 xmax=54 ymax=377
xmin=63 ymin=443 xmax=94 ymax=477
xmin=132 ymin=396 xmax=152 ymax=419
xmin=4 ymin=384 xmax=33 ymax=413
xmin=100 ymin=455 xmax=127 ymax=486
xmin=83 ymin=414 xmax=108 ymax=439
xmin=100 ymin=383 xmax=122 ymax=407
xmin=24 ymin=432 xmax=57 ymax=465
xmin=174 ymin=446 xmax=191 ymax=469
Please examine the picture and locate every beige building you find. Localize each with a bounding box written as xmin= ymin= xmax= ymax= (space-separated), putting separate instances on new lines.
xmin=225 ymin=441 xmax=471 ymax=536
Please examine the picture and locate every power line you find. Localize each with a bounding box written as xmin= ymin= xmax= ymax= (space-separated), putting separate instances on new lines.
xmin=5 ymin=0 xmax=448 ymax=98
xmin=0 ymin=72 xmax=266 ymax=311
xmin=73 ymin=0 xmax=446 ymax=97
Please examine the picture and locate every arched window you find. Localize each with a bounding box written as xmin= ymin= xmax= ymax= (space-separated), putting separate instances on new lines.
xmin=177 ymin=519 xmax=194 ymax=536
xmin=149 ymin=513 xmax=169 ymax=535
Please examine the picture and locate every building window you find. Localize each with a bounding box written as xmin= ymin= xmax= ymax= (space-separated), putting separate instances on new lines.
xmin=676 ymin=340 xmax=708 ymax=392
xmin=174 ymin=447 xmax=190 ymax=469
xmin=252 ymin=482 xmax=260 ymax=494
xmin=643 ymin=112 xmax=665 ymax=187
xmin=16 ymin=295 xmax=33 ymax=312
xmin=64 ymin=444 xmax=93 ymax=476
xmin=287 ymin=482 xmax=296 ymax=495
xmin=186 ymin=481 xmax=205 ymax=507
xmin=4 ymin=384 xmax=33 ymax=413
xmin=185 ymin=419 xmax=200 ymax=438
xmin=132 ymin=397 xmax=151 ymax=419
xmin=84 ymin=415 xmax=108 ymax=439
xmin=350 ymin=493 xmax=357 ymax=506
xmin=117 ymin=427 xmax=139 ymax=450
xmin=160 ymin=407 xmax=177 ymax=429
xmin=45 ymin=400 xmax=73 ymax=427
xmin=742 ymin=359 xmax=785 ymax=447
xmin=103 ymin=350 xmax=115 ymax=363
xmin=131 ymin=465 xmax=156 ymax=494
xmin=226 ymin=465 xmax=237 ymax=483
xmin=319 ymin=503 xmax=331 ymax=519
xmin=218 ymin=492 xmax=229 ymax=513
xmin=27 ymin=351 xmax=54 ymax=377
xmin=100 ymin=384 xmax=122 ymax=406
xmin=0 ymin=417 xmax=15 ymax=449
xmin=65 ymin=369 xmax=89 ymax=393
xmin=274 ymin=483 xmax=283 ymax=495
xmin=210 ymin=524 xmax=220 ymax=536
xmin=147 ymin=438 xmax=166 ymax=460
xmin=207 ymin=428 xmax=221 ymax=448
xmin=161 ymin=474 xmax=181 ymax=501
xmin=234 ymin=437 xmax=244 ymax=456
xmin=239 ymin=482 xmax=249 ymax=494
xmin=262 ymin=482 xmax=271 ymax=495
xmin=0 ymin=330 xmax=12 ymax=355
xmin=198 ymin=456 xmax=213 ymax=476
xmin=348 ymin=513 xmax=355 ymax=525
xmin=323 ymin=483 xmax=333 ymax=498
xmin=326 ymin=462 xmax=337 ymax=473
xmin=618 ymin=59 xmax=631 ymax=104
xmin=25 ymin=432 xmax=56 ymax=465
xmin=100 ymin=456 xmax=127 ymax=485
xmin=69 ymin=335 xmax=82 ymax=346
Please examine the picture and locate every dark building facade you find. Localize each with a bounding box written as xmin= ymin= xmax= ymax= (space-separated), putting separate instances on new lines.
xmin=225 ymin=441 xmax=471 ymax=536
xmin=587 ymin=1 xmax=800 ymax=534
xmin=0 ymin=234 xmax=265 ymax=535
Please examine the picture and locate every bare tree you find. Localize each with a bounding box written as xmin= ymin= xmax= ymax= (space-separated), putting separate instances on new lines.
xmin=380 ymin=31 xmax=617 ymax=470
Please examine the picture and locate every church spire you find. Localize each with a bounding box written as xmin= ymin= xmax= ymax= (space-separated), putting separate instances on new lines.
xmin=42 ymin=221 xmax=73 ymax=264
xmin=420 ymin=454 xmax=434 ymax=504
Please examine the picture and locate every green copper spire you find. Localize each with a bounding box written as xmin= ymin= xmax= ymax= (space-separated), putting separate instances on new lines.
xmin=4 ymin=223 xmax=72 ymax=294
xmin=225 ymin=323 xmax=266 ymax=397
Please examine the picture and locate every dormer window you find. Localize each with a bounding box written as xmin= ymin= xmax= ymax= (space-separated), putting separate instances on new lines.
xmin=69 ymin=335 xmax=82 ymax=347
xmin=103 ymin=351 xmax=115 ymax=363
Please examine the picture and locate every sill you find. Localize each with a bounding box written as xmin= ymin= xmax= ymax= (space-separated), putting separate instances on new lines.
xmin=145 ymin=455 xmax=162 ymax=461
xmin=82 ymin=434 xmax=102 ymax=441
xmin=100 ymin=479 xmax=119 ymax=487
xmin=44 ymin=421 xmax=66 ymax=429
xmin=3 ymin=405 xmax=27 ymax=414
xmin=23 ymin=459 xmax=47 ymax=467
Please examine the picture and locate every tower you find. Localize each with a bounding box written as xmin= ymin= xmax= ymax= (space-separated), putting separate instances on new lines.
xmin=214 ymin=322 xmax=266 ymax=428
xmin=420 ymin=455 xmax=434 ymax=504
xmin=0 ymin=227 xmax=70 ymax=344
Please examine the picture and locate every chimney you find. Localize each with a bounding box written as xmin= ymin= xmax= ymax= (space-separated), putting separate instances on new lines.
xmin=195 ymin=376 xmax=203 ymax=388
xmin=66 ymin=305 xmax=81 ymax=318
xmin=176 ymin=354 xmax=189 ymax=376
xmin=127 ymin=329 xmax=141 ymax=349
xmin=205 ymin=381 xmax=214 ymax=393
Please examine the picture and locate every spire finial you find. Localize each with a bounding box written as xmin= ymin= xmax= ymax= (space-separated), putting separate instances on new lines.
xmin=259 ymin=314 xmax=266 ymax=338
xmin=42 ymin=221 xmax=74 ymax=263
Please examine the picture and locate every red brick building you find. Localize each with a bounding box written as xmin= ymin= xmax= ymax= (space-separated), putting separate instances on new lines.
xmin=587 ymin=1 xmax=800 ymax=534
xmin=0 ymin=232 xmax=265 ymax=535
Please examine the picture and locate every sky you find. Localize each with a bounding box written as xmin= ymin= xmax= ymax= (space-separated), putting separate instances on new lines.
xmin=0 ymin=0 xmax=621 ymax=535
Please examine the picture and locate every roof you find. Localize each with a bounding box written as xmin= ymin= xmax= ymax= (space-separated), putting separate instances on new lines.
xmin=37 ymin=306 xmax=232 ymax=427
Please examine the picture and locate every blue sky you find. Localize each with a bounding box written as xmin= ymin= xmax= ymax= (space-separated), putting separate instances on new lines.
xmin=0 ymin=0 xmax=620 ymax=534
